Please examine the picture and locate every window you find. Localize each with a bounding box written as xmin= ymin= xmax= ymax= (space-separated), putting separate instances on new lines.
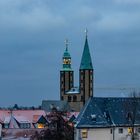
xmin=118 ymin=128 xmax=123 ymax=134
xmin=20 ymin=123 xmax=31 ymax=129
xmin=73 ymin=95 xmax=77 ymax=102
xmin=81 ymin=96 xmax=84 ymax=101
xmin=80 ymin=71 xmax=84 ymax=74
xmin=70 ymin=76 xmax=73 ymax=81
xmin=70 ymin=83 xmax=73 ymax=87
xmin=127 ymin=112 xmax=133 ymax=121
xmin=90 ymin=87 xmax=93 ymax=91
xmin=80 ymin=87 xmax=83 ymax=91
xmin=91 ymin=114 xmax=96 ymax=122
xmin=61 ymin=77 xmax=64 ymax=82
xmin=81 ymin=129 xmax=88 ymax=138
xmin=61 ymin=88 xmax=64 ymax=91
xmin=110 ymin=129 xmax=112 ymax=134
xmin=61 ymin=96 xmax=64 ymax=100
xmin=61 ymin=83 xmax=64 ymax=87
xmin=80 ymin=75 xmax=84 ymax=80
xmin=68 ymin=96 xmax=71 ymax=102
xmin=137 ymin=128 xmax=140 ymax=133
xmin=61 ymin=72 xmax=64 ymax=76
xmin=4 ymin=123 xmax=9 ymax=129
xmin=128 ymin=127 xmax=132 ymax=134
xmin=80 ymin=83 xmax=83 ymax=88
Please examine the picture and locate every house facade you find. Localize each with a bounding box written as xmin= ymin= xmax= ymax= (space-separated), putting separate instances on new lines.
xmin=75 ymin=97 xmax=140 ymax=140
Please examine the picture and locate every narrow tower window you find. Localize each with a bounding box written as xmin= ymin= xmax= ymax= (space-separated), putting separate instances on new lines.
xmin=73 ymin=95 xmax=77 ymax=102
xmin=68 ymin=96 xmax=71 ymax=102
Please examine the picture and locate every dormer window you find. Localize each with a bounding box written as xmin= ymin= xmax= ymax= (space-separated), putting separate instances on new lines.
xmin=127 ymin=112 xmax=133 ymax=122
xmin=91 ymin=114 xmax=96 ymax=122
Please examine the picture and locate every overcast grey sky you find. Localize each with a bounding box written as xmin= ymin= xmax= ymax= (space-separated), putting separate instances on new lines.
xmin=0 ymin=0 xmax=140 ymax=107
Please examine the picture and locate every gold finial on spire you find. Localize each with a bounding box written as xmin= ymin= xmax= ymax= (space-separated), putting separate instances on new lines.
xmin=65 ymin=39 xmax=69 ymax=51
xmin=85 ymin=28 xmax=88 ymax=38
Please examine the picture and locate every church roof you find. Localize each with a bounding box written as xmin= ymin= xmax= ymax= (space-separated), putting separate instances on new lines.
xmin=76 ymin=97 xmax=140 ymax=128
xmin=42 ymin=100 xmax=71 ymax=112
xmin=66 ymin=87 xmax=79 ymax=94
xmin=80 ymin=36 xmax=93 ymax=70
xmin=63 ymin=46 xmax=71 ymax=58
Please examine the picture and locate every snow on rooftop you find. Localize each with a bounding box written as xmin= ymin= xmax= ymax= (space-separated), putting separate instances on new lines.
xmin=66 ymin=87 xmax=79 ymax=94
xmin=4 ymin=116 xmax=11 ymax=123
xmin=14 ymin=116 xmax=30 ymax=123
xmin=0 ymin=110 xmax=46 ymax=128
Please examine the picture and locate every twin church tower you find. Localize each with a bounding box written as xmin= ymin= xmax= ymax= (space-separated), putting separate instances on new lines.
xmin=60 ymin=32 xmax=94 ymax=111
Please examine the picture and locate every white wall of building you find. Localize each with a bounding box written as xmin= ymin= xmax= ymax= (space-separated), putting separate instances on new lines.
xmin=88 ymin=128 xmax=112 ymax=140
xmin=114 ymin=127 xmax=130 ymax=140
xmin=75 ymin=127 xmax=140 ymax=140
xmin=75 ymin=128 xmax=112 ymax=140
xmin=114 ymin=127 xmax=140 ymax=140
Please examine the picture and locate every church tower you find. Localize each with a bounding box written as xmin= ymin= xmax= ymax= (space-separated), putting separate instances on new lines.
xmin=60 ymin=40 xmax=74 ymax=101
xmin=59 ymin=32 xmax=93 ymax=111
xmin=79 ymin=31 xmax=93 ymax=105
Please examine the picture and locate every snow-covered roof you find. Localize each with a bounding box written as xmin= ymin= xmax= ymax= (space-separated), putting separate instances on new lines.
xmin=66 ymin=87 xmax=79 ymax=94
xmin=0 ymin=110 xmax=46 ymax=128
xmin=14 ymin=116 xmax=30 ymax=123
xmin=76 ymin=97 xmax=140 ymax=128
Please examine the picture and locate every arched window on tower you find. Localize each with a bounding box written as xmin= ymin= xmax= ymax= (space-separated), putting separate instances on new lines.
xmin=73 ymin=95 xmax=77 ymax=102
xmin=68 ymin=96 xmax=71 ymax=102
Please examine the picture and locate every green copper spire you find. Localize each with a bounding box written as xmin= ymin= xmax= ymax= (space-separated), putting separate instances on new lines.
xmin=80 ymin=31 xmax=93 ymax=70
xmin=63 ymin=39 xmax=70 ymax=58
xmin=62 ymin=39 xmax=72 ymax=71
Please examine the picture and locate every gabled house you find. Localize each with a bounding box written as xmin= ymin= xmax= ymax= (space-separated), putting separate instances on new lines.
xmin=0 ymin=110 xmax=47 ymax=129
xmin=75 ymin=97 xmax=140 ymax=140
xmin=14 ymin=116 xmax=31 ymax=129
xmin=33 ymin=115 xmax=48 ymax=128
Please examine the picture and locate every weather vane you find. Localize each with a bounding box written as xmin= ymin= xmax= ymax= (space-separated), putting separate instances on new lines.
xmin=85 ymin=28 xmax=88 ymax=37
xmin=65 ymin=39 xmax=69 ymax=50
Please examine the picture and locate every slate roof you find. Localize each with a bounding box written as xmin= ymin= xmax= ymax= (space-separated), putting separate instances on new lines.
xmin=80 ymin=36 xmax=93 ymax=70
xmin=76 ymin=97 xmax=140 ymax=128
xmin=42 ymin=100 xmax=71 ymax=112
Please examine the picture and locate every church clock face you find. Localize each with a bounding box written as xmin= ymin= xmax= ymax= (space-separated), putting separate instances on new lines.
xmin=63 ymin=59 xmax=71 ymax=64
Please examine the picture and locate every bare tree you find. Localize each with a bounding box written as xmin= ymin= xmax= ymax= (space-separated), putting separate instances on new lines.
xmin=127 ymin=91 xmax=140 ymax=140
xmin=31 ymin=107 xmax=74 ymax=140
